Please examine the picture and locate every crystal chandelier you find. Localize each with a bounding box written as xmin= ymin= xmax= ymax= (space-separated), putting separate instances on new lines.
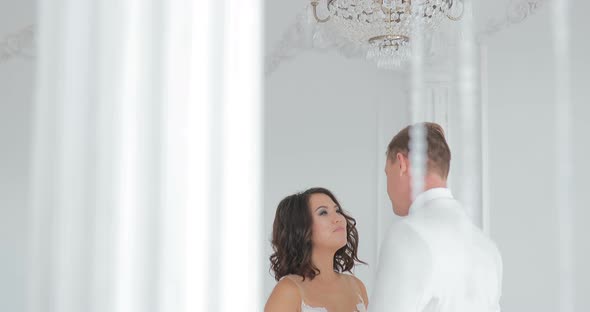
xmin=311 ymin=0 xmax=463 ymax=68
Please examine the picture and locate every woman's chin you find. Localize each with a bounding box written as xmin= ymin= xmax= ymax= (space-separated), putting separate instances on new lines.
xmin=335 ymin=239 xmax=348 ymax=250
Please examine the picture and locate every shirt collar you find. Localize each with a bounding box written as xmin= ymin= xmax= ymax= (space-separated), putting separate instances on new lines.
xmin=408 ymin=187 xmax=454 ymax=215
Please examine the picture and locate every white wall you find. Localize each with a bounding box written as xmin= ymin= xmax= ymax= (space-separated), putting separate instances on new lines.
xmin=486 ymin=3 xmax=590 ymax=311
xmin=0 ymin=1 xmax=36 ymax=311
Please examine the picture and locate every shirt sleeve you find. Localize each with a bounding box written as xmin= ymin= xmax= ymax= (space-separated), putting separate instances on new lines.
xmin=369 ymin=221 xmax=433 ymax=312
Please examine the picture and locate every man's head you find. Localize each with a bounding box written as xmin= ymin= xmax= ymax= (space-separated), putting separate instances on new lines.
xmin=384 ymin=122 xmax=451 ymax=216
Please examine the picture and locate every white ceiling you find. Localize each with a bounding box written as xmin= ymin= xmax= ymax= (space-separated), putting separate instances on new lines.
xmin=264 ymin=0 xmax=549 ymax=71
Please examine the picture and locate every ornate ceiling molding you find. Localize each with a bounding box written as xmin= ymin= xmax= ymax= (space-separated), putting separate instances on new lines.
xmin=477 ymin=0 xmax=547 ymax=41
xmin=0 ymin=24 xmax=35 ymax=64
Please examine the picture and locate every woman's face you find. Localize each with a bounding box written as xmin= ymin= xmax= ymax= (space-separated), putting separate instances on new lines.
xmin=308 ymin=193 xmax=347 ymax=250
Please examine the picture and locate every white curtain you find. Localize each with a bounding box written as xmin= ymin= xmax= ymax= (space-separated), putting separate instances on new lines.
xmin=553 ymin=0 xmax=574 ymax=311
xmin=27 ymin=0 xmax=264 ymax=311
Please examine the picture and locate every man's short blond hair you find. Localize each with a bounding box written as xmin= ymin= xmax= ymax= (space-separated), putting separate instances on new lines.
xmin=386 ymin=122 xmax=451 ymax=178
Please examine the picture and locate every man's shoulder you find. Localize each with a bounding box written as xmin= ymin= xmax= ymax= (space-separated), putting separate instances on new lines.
xmin=424 ymin=195 xmax=462 ymax=211
xmin=378 ymin=219 xmax=433 ymax=273
xmin=387 ymin=219 xmax=417 ymax=236
xmin=383 ymin=219 xmax=429 ymax=250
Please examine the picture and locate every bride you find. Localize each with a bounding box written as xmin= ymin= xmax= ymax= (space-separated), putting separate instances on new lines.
xmin=265 ymin=187 xmax=368 ymax=312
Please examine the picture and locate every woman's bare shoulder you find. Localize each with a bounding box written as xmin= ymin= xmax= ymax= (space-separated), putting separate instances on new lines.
xmin=344 ymin=273 xmax=369 ymax=305
xmin=341 ymin=272 xmax=363 ymax=284
xmin=264 ymin=276 xmax=302 ymax=312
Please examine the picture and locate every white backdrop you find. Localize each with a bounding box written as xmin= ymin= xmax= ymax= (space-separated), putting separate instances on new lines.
xmin=1 ymin=0 xmax=589 ymax=311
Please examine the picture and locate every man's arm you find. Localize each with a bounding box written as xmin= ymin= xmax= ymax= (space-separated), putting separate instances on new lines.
xmin=370 ymin=221 xmax=432 ymax=312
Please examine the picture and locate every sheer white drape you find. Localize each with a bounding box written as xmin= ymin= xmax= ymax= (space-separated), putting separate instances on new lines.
xmin=27 ymin=0 xmax=263 ymax=311
xmin=553 ymin=0 xmax=574 ymax=311
xmin=456 ymin=0 xmax=481 ymax=227
xmin=409 ymin=0 xmax=427 ymax=200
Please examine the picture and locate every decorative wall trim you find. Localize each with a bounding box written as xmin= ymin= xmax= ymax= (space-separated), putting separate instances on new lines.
xmin=265 ymin=8 xmax=311 ymax=76
xmin=0 ymin=24 xmax=35 ymax=64
xmin=478 ymin=0 xmax=547 ymax=40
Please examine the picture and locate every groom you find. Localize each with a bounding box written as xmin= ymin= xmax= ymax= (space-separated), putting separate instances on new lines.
xmin=370 ymin=122 xmax=503 ymax=312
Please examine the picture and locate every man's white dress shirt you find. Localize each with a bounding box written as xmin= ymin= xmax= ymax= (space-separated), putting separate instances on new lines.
xmin=370 ymin=188 xmax=503 ymax=312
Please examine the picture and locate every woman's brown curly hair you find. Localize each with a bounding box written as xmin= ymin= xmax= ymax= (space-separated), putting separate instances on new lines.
xmin=269 ymin=187 xmax=366 ymax=281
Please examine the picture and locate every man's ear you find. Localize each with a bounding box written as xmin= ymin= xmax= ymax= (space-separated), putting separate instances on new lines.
xmin=396 ymin=152 xmax=408 ymax=176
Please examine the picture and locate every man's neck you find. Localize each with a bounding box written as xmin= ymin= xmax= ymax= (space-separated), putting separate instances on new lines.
xmin=423 ymin=173 xmax=447 ymax=191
